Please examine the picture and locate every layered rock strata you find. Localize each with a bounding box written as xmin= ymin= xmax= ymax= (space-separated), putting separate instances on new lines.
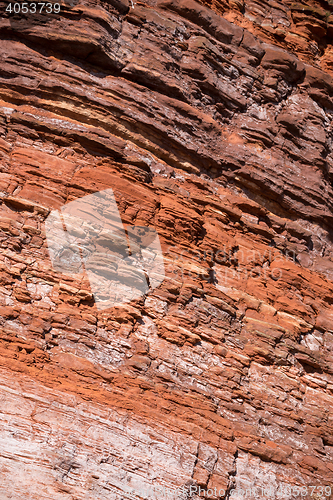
xmin=0 ymin=0 xmax=333 ymax=498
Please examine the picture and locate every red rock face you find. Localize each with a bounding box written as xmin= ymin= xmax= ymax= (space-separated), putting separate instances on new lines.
xmin=0 ymin=0 xmax=333 ymax=498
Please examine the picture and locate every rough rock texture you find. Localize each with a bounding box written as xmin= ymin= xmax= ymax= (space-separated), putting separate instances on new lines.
xmin=0 ymin=0 xmax=333 ymax=498
xmin=209 ymin=0 xmax=333 ymax=74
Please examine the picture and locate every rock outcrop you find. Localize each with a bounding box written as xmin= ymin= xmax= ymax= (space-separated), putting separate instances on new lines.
xmin=0 ymin=0 xmax=333 ymax=498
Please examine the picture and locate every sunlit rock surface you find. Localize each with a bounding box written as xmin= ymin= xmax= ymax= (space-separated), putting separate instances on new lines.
xmin=0 ymin=0 xmax=333 ymax=498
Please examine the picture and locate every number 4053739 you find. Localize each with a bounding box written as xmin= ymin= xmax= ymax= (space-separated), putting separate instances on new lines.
xmin=6 ymin=3 xmax=61 ymax=13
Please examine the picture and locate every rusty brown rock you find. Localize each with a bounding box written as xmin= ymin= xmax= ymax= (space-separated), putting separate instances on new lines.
xmin=0 ymin=0 xmax=333 ymax=498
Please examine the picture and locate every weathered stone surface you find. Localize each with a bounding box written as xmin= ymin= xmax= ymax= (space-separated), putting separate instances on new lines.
xmin=0 ymin=0 xmax=333 ymax=498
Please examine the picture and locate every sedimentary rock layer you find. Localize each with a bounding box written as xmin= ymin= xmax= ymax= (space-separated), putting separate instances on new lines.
xmin=0 ymin=0 xmax=333 ymax=498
